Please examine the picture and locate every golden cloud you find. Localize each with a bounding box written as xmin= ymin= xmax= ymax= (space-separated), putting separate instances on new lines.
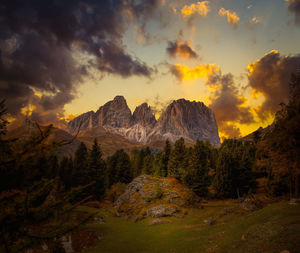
xmin=181 ymin=1 xmax=210 ymax=17
xmin=166 ymin=41 xmax=198 ymax=59
xmin=172 ymin=64 xmax=220 ymax=81
xmin=247 ymin=50 xmax=300 ymax=120
xmin=133 ymin=98 xmax=142 ymax=103
xmin=66 ymin=113 xmax=78 ymax=121
xmin=218 ymin=8 xmax=240 ymax=27
xmin=251 ymin=17 xmax=261 ymax=24
xmin=247 ymin=50 xmax=279 ymax=74
xmin=20 ymin=104 xmax=36 ymax=117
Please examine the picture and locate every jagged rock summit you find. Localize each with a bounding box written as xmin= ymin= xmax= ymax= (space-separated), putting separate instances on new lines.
xmin=67 ymin=96 xmax=220 ymax=145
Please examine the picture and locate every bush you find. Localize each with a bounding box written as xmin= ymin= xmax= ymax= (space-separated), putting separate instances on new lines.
xmin=105 ymin=182 xmax=127 ymax=202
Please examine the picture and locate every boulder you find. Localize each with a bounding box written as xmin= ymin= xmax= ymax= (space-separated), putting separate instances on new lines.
xmin=114 ymin=175 xmax=201 ymax=218
xmin=148 ymin=218 xmax=170 ymax=226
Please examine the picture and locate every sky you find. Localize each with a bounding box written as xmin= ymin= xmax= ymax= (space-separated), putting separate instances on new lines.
xmin=1 ymin=0 xmax=300 ymax=140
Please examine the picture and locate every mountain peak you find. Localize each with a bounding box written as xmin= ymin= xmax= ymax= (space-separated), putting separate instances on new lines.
xmin=113 ymin=95 xmax=127 ymax=103
xmin=133 ymin=102 xmax=156 ymax=127
xmin=96 ymin=96 xmax=132 ymax=129
xmin=148 ymin=98 xmax=220 ymax=145
xmin=67 ymin=96 xmax=220 ymax=145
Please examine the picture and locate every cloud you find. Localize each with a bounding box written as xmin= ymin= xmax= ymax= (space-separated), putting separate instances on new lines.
xmin=219 ymin=122 xmax=242 ymax=140
xmin=245 ymin=17 xmax=261 ymax=30
xmin=251 ymin=17 xmax=261 ymax=24
xmin=180 ymin=1 xmax=210 ymax=17
xmin=247 ymin=50 xmax=300 ymax=119
xmin=145 ymin=94 xmax=172 ymax=119
xmin=207 ymin=73 xmax=255 ymax=138
xmin=169 ymin=63 xmax=254 ymax=138
xmin=171 ymin=64 xmax=220 ymax=81
xmin=166 ymin=40 xmax=198 ymax=59
xmin=0 ymin=0 xmax=159 ymax=125
xmin=286 ymin=0 xmax=300 ymax=25
xmin=218 ymin=8 xmax=240 ymax=28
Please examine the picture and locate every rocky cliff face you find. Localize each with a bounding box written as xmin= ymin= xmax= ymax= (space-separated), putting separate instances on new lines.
xmin=147 ymin=99 xmax=220 ymax=145
xmin=67 ymin=96 xmax=220 ymax=145
xmin=67 ymin=111 xmax=95 ymax=134
xmin=95 ymin=95 xmax=132 ymax=129
xmin=132 ymin=103 xmax=157 ymax=127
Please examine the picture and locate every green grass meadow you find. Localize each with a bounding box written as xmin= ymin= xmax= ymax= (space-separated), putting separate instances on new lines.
xmin=78 ymin=201 xmax=300 ymax=253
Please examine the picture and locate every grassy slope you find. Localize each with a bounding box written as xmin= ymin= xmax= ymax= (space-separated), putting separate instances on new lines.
xmin=80 ymin=201 xmax=300 ymax=253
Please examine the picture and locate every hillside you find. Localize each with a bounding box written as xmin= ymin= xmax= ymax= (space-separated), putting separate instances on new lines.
xmin=28 ymin=199 xmax=300 ymax=253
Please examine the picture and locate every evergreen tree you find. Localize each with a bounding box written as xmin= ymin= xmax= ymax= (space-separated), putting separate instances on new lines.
xmin=107 ymin=149 xmax=132 ymax=186
xmin=153 ymin=152 xmax=164 ymax=176
xmin=88 ymin=139 xmax=106 ymax=198
xmin=258 ymin=72 xmax=300 ymax=198
xmin=161 ymin=139 xmax=171 ymax=177
xmin=59 ymin=156 xmax=73 ymax=190
xmin=184 ymin=140 xmax=210 ymax=197
xmin=47 ymin=155 xmax=59 ymax=179
xmin=168 ymin=138 xmax=187 ymax=179
xmin=73 ymin=142 xmax=89 ymax=186
xmin=213 ymin=142 xmax=234 ymax=198
xmin=213 ymin=139 xmax=256 ymax=198
xmin=142 ymin=147 xmax=153 ymax=175
xmin=0 ymin=99 xmax=8 ymax=137
xmin=130 ymin=148 xmax=140 ymax=178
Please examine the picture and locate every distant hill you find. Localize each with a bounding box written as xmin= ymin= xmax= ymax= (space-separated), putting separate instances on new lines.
xmin=241 ymin=124 xmax=274 ymax=143
xmin=6 ymin=119 xmax=194 ymax=158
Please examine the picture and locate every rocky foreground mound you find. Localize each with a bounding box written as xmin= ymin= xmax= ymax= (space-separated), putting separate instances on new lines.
xmin=114 ymin=175 xmax=201 ymax=220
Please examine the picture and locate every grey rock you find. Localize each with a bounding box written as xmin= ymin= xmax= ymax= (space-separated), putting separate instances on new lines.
xmin=204 ymin=218 xmax=215 ymax=226
xmin=149 ymin=218 xmax=165 ymax=226
xmin=147 ymin=205 xmax=167 ymax=218
xmin=67 ymin=97 xmax=220 ymax=145
xmin=147 ymin=205 xmax=179 ymax=218
xmin=93 ymin=216 xmax=105 ymax=224
xmin=147 ymin=99 xmax=220 ymax=145
xmin=240 ymin=196 xmax=263 ymax=212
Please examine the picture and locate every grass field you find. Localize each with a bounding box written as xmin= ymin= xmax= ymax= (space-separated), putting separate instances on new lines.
xmin=77 ymin=200 xmax=300 ymax=253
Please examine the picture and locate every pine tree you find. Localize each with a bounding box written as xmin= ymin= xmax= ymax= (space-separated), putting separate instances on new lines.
xmin=185 ymin=140 xmax=210 ymax=197
xmin=59 ymin=156 xmax=73 ymax=190
xmin=88 ymin=139 xmax=106 ymax=198
xmin=73 ymin=142 xmax=89 ymax=186
xmin=107 ymin=149 xmax=132 ymax=186
xmin=161 ymin=139 xmax=171 ymax=177
xmin=47 ymin=155 xmax=59 ymax=179
xmin=153 ymin=152 xmax=164 ymax=176
xmin=130 ymin=148 xmax=140 ymax=178
xmin=168 ymin=138 xmax=187 ymax=179
xmin=213 ymin=139 xmax=256 ymax=198
xmin=142 ymin=147 xmax=153 ymax=175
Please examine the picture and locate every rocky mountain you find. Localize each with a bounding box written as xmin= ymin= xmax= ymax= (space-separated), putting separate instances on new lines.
xmin=147 ymin=99 xmax=220 ymax=145
xmin=67 ymin=96 xmax=220 ymax=145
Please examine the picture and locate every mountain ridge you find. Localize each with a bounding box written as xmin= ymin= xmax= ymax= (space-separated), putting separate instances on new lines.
xmin=67 ymin=96 xmax=220 ymax=145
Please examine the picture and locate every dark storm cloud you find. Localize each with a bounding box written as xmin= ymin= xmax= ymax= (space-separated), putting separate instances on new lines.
xmin=247 ymin=50 xmax=300 ymax=120
xmin=208 ymin=73 xmax=254 ymax=126
xmin=286 ymin=0 xmax=300 ymax=25
xmin=166 ymin=40 xmax=198 ymax=59
xmin=0 ymin=0 xmax=158 ymax=122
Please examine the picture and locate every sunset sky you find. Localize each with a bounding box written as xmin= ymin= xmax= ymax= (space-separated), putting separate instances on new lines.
xmin=1 ymin=0 xmax=300 ymax=140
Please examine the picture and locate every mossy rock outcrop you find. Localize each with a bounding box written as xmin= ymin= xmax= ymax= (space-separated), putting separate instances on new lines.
xmin=114 ymin=175 xmax=201 ymax=220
